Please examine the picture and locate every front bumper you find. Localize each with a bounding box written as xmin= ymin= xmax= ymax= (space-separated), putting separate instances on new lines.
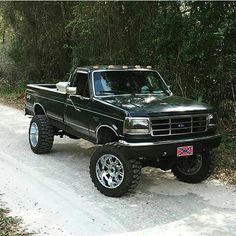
xmin=118 ymin=134 xmax=222 ymax=159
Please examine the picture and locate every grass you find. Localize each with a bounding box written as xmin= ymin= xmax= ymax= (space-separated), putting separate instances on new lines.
xmin=0 ymin=90 xmax=25 ymax=110
xmin=0 ymin=197 xmax=33 ymax=236
xmin=214 ymin=135 xmax=236 ymax=184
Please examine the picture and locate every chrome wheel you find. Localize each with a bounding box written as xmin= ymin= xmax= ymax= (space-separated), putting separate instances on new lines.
xmin=30 ymin=122 xmax=39 ymax=147
xmin=96 ymin=154 xmax=124 ymax=189
xmin=176 ymin=154 xmax=203 ymax=175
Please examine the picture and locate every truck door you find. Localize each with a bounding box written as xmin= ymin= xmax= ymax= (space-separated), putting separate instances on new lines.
xmin=64 ymin=72 xmax=92 ymax=138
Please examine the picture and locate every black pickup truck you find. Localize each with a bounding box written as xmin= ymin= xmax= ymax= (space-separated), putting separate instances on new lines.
xmin=25 ymin=65 xmax=221 ymax=197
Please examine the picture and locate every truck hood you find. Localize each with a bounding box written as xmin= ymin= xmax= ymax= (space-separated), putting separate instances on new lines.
xmin=97 ymin=94 xmax=213 ymax=116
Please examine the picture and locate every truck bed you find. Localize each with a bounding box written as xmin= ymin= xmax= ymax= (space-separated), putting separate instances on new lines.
xmin=25 ymin=84 xmax=67 ymax=123
xmin=28 ymin=84 xmax=58 ymax=91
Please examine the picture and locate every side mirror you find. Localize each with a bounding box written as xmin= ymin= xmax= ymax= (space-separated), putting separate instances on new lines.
xmin=66 ymin=87 xmax=77 ymax=95
xmin=56 ymin=82 xmax=69 ymax=93
xmin=56 ymin=81 xmax=76 ymax=95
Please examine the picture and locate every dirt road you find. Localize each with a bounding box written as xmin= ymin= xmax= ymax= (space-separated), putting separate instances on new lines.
xmin=0 ymin=104 xmax=235 ymax=236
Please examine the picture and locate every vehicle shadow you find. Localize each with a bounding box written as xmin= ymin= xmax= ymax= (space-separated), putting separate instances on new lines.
xmin=49 ymin=139 xmax=235 ymax=235
xmin=50 ymin=138 xmax=97 ymax=157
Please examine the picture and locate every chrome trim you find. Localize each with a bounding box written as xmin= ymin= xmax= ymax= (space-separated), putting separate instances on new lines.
xmin=89 ymin=129 xmax=96 ymax=133
xmin=75 ymin=70 xmax=89 ymax=74
xmin=96 ymin=124 xmax=119 ymax=137
xmin=33 ymin=103 xmax=47 ymax=116
xmin=123 ymin=116 xmax=150 ymax=120
xmin=29 ymin=93 xmax=124 ymax=122
xmin=65 ymin=121 xmax=96 ymax=134
xmin=30 ymin=122 xmax=39 ymax=147
xmin=95 ymin=154 xmax=124 ymax=189
xmin=151 ymin=114 xmax=207 ymax=119
xmin=191 ymin=116 xmax=193 ymax=133
xmin=68 ymin=70 xmax=91 ymax=97
xmin=29 ymin=93 xmax=65 ymax=105
xmin=66 ymin=103 xmax=124 ymax=122
xmin=169 ymin=117 xmax=171 ymax=135
xmin=118 ymin=134 xmax=221 ymax=147
xmin=206 ymin=113 xmax=217 ymax=127
xmin=150 ymin=114 xmax=208 ymax=137
xmin=208 ymin=123 xmax=217 ymax=127
xmin=123 ymin=117 xmax=151 ymax=135
xmin=156 ymin=70 xmax=173 ymax=96
xmin=65 ymin=120 xmax=90 ymax=132
xmin=112 ymin=124 xmax=118 ymax=130
xmin=67 ymin=72 xmax=73 ymax=84
xmin=47 ymin=113 xmax=63 ymax=121
xmin=28 ymin=84 xmax=66 ymax=94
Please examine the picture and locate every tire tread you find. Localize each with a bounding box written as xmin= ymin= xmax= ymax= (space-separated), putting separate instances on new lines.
xmin=29 ymin=115 xmax=54 ymax=154
xmin=172 ymin=152 xmax=215 ymax=183
xmin=89 ymin=143 xmax=141 ymax=197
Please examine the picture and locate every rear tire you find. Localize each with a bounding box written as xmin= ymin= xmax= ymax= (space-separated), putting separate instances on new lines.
xmin=172 ymin=151 xmax=215 ymax=183
xmin=29 ymin=115 xmax=54 ymax=154
xmin=89 ymin=144 xmax=141 ymax=197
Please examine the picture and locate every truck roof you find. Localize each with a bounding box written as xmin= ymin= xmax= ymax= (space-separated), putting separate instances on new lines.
xmin=75 ymin=65 xmax=153 ymax=72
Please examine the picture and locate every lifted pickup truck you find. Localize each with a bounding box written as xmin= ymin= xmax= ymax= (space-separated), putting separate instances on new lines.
xmin=25 ymin=65 xmax=221 ymax=197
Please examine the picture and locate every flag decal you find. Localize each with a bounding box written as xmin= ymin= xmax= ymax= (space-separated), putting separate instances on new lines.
xmin=177 ymin=145 xmax=193 ymax=157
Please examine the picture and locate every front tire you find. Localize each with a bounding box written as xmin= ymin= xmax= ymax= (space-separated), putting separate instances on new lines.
xmin=89 ymin=145 xmax=141 ymax=197
xmin=29 ymin=115 xmax=54 ymax=154
xmin=172 ymin=151 xmax=215 ymax=183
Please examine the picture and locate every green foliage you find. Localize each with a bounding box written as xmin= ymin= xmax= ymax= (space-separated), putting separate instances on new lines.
xmin=216 ymin=134 xmax=236 ymax=174
xmin=220 ymin=135 xmax=236 ymax=150
xmin=0 ymin=1 xmax=235 ymax=118
xmin=0 ymin=2 xmax=74 ymax=85
xmin=67 ymin=2 xmax=236 ymax=109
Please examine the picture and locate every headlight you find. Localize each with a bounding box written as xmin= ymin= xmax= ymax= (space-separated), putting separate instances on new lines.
xmin=207 ymin=113 xmax=217 ymax=127
xmin=123 ymin=117 xmax=150 ymax=134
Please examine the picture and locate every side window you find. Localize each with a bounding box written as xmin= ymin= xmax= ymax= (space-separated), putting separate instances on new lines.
xmin=71 ymin=73 xmax=90 ymax=97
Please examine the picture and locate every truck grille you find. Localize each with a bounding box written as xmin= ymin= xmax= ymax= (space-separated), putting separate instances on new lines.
xmin=151 ymin=114 xmax=208 ymax=136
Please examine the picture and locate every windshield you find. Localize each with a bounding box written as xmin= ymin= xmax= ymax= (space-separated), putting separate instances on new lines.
xmin=93 ymin=70 xmax=169 ymax=96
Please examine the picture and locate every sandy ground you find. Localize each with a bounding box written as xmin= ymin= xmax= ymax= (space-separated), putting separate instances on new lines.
xmin=0 ymin=104 xmax=236 ymax=236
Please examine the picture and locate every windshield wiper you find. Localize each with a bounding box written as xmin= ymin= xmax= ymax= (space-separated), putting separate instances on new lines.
xmin=98 ymin=90 xmax=128 ymax=95
xmin=153 ymin=91 xmax=165 ymax=94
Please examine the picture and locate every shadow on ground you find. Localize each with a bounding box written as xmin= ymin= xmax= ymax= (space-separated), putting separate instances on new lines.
xmin=42 ymin=139 xmax=236 ymax=234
